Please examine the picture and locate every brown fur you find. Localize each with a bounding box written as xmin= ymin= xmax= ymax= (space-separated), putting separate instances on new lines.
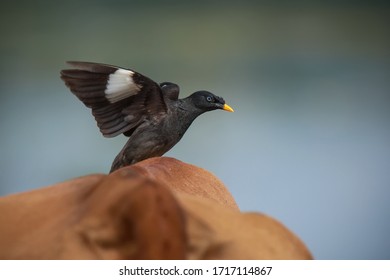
xmin=0 ymin=157 xmax=312 ymax=259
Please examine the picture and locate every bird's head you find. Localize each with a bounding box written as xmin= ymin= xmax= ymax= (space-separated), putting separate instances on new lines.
xmin=189 ymin=91 xmax=234 ymax=113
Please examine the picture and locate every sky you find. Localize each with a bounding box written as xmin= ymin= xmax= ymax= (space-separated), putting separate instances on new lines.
xmin=0 ymin=0 xmax=389 ymax=259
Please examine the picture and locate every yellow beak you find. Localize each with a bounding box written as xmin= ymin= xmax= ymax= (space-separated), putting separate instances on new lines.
xmin=222 ymin=103 xmax=234 ymax=112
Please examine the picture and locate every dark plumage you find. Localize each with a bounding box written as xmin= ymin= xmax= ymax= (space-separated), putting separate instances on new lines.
xmin=61 ymin=61 xmax=234 ymax=172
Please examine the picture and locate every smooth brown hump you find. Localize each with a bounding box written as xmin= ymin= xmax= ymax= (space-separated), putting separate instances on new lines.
xmin=130 ymin=157 xmax=239 ymax=210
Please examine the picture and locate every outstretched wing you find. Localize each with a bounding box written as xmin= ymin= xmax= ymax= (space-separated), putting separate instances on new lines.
xmin=61 ymin=61 xmax=167 ymax=138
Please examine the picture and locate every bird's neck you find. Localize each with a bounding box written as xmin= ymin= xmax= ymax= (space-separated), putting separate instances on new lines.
xmin=167 ymin=98 xmax=205 ymax=140
xmin=176 ymin=97 xmax=205 ymax=121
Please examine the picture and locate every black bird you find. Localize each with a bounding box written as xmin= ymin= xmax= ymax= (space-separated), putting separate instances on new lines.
xmin=61 ymin=61 xmax=234 ymax=172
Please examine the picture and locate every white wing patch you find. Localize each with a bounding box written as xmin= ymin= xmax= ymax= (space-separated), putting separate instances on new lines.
xmin=105 ymin=69 xmax=142 ymax=103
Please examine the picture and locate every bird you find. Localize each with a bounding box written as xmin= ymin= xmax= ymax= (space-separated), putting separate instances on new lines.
xmin=61 ymin=61 xmax=234 ymax=173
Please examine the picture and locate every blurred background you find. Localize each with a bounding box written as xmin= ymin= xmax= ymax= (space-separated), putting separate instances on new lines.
xmin=1 ymin=0 xmax=389 ymax=259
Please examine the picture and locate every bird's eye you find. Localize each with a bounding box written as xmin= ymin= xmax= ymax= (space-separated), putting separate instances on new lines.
xmin=206 ymin=96 xmax=213 ymax=102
